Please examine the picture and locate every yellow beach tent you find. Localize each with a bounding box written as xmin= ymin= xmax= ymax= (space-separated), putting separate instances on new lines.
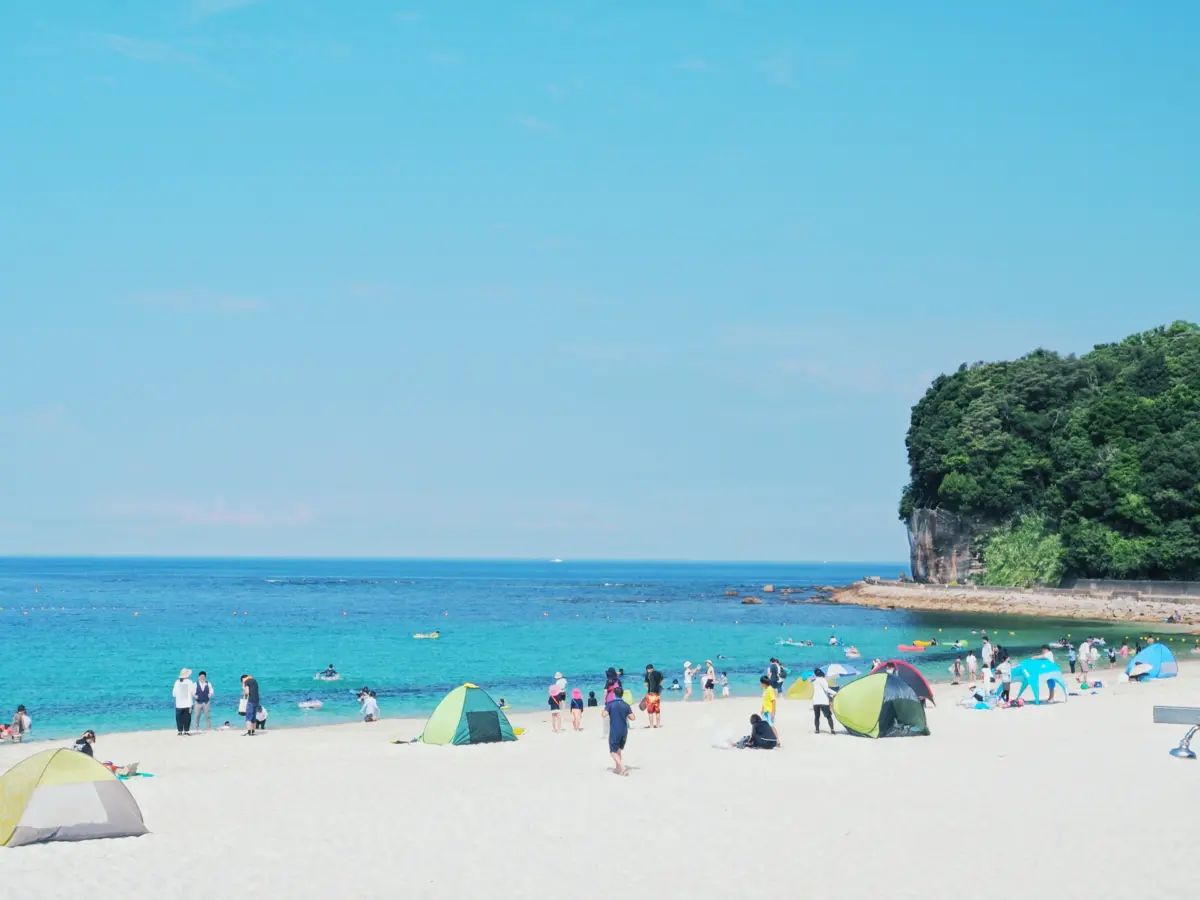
xmin=419 ymin=683 xmax=517 ymax=746
xmin=1 ymin=749 xmax=148 ymax=847
xmin=786 ymin=679 xmax=814 ymax=700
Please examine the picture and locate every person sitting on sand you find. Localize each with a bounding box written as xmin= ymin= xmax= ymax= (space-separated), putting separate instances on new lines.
xmin=72 ymin=730 xmax=97 ymax=757
xmin=736 ymin=713 xmax=778 ymax=750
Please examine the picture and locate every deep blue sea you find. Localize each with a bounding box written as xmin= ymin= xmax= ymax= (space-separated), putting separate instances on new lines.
xmin=0 ymin=558 xmax=1172 ymax=740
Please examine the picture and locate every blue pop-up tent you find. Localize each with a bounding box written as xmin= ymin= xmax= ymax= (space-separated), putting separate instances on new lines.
xmin=1011 ymin=658 xmax=1069 ymax=704
xmin=1126 ymin=643 xmax=1178 ymax=679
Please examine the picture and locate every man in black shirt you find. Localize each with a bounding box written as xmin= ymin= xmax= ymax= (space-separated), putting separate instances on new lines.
xmin=644 ymin=663 xmax=664 ymax=728
xmin=240 ymin=674 xmax=261 ymax=736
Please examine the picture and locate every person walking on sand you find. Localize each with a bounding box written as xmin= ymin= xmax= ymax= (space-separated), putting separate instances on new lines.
xmin=811 ymin=667 xmax=836 ymax=735
xmin=570 ymin=688 xmax=584 ymax=731
xmin=966 ymin=651 xmax=978 ymax=683
xmin=643 ymin=663 xmax=664 ymax=728
xmin=240 ymin=673 xmax=260 ymax=736
xmin=192 ymin=671 xmax=215 ymax=731
xmin=173 ymin=668 xmax=196 ymax=735
xmin=601 ymin=692 xmax=635 ymax=776
xmin=548 ymin=681 xmax=564 ymax=733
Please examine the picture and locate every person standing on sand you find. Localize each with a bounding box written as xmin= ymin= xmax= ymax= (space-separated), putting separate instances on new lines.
xmin=1067 ymin=644 xmax=1078 ymax=674
xmin=682 ymin=661 xmax=700 ymax=701
xmin=703 ymin=660 xmax=717 ymax=701
xmin=1077 ymin=638 xmax=1091 ymax=681
xmin=811 ymin=668 xmax=835 ymax=735
xmin=759 ymin=675 xmax=782 ymax=747
xmin=193 ymin=671 xmax=214 ymax=731
xmin=643 ymin=664 xmax=664 ymax=728
xmin=966 ymin=651 xmax=978 ymax=683
xmin=720 ymin=672 xmax=730 ymax=698
xmin=981 ymin=637 xmax=993 ymax=670
xmin=601 ymin=693 xmax=635 ymax=775
xmin=555 ymin=671 xmax=568 ymax=700
xmin=173 ymin=668 xmax=196 ymax=736
xmin=951 ymin=658 xmax=963 ymax=684
xmin=997 ymin=654 xmax=1013 ymax=701
xmin=240 ymin=673 xmax=260 ymax=736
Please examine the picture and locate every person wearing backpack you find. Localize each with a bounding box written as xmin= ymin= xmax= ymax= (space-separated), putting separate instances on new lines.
xmin=193 ymin=671 xmax=215 ymax=731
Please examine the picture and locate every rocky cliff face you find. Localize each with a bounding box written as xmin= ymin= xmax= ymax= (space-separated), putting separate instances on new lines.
xmin=907 ymin=508 xmax=978 ymax=583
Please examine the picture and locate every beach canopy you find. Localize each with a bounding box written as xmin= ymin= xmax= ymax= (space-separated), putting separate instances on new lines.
xmin=419 ymin=683 xmax=516 ymax=746
xmin=831 ymin=672 xmax=930 ymax=739
xmin=0 ymin=749 xmax=148 ymax=848
xmin=869 ymin=659 xmax=935 ymax=705
xmin=1125 ymin=643 xmax=1178 ymax=679
xmin=786 ymin=679 xmax=814 ymax=700
xmin=1011 ymin=658 xmax=1068 ymax=704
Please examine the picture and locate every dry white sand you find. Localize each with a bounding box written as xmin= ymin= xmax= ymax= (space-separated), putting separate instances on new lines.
xmin=3 ymin=669 xmax=1198 ymax=899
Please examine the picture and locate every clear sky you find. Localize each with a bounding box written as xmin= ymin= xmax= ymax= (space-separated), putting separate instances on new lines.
xmin=2 ymin=1 xmax=1197 ymax=560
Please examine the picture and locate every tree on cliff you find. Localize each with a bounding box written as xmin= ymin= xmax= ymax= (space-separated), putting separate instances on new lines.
xmin=899 ymin=321 xmax=1200 ymax=583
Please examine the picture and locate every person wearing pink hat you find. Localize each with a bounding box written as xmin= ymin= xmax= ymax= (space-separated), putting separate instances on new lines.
xmin=569 ymin=688 xmax=584 ymax=731
xmin=548 ymin=676 xmax=564 ymax=733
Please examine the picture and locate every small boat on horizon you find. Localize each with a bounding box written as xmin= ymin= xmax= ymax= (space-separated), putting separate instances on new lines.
xmin=550 ymin=558 xmax=563 ymax=563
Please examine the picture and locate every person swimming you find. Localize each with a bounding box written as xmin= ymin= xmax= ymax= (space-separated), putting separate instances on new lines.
xmin=322 ymin=664 xmax=337 ymax=677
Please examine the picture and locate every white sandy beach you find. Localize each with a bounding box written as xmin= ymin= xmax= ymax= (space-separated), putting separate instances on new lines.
xmin=3 ymin=669 xmax=1198 ymax=899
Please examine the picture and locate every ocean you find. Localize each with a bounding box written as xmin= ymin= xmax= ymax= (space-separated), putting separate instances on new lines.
xmin=0 ymin=557 xmax=1173 ymax=740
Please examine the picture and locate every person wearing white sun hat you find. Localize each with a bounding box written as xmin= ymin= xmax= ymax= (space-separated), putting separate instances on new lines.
xmin=173 ymin=668 xmax=196 ymax=735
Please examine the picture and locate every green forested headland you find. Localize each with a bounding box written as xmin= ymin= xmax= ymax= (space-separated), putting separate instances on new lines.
xmin=899 ymin=322 xmax=1200 ymax=584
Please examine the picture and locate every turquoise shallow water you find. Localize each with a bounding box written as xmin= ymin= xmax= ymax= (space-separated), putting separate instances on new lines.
xmin=0 ymin=558 xmax=1181 ymax=740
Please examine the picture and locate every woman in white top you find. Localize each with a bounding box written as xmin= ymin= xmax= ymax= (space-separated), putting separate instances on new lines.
xmin=811 ymin=669 xmax=836 ymax=734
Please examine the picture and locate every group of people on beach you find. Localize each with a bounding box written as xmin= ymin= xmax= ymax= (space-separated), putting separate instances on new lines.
xmin=171 ymin=669 xmax=264 ymax=736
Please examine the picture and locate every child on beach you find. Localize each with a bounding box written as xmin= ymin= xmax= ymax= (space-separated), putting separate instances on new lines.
xmin=601 ymin=694 xmax=635 ymax=776
xmin=570 ymin=688 xmax=584 ymax=731
xmin=951 ymin=658 xmax=963 ymax=684
xmin=587 ymin=691 xmax=598 ymax=708
xmin=720 ymin=672 xmax=730 ymax=698
xmin=759 ymin=675 xmax=782 ymax=747
xmin=549 ymin=683 xmax=564 ymax=733
xmin=966 ymin=651 xmax=978 ymax=683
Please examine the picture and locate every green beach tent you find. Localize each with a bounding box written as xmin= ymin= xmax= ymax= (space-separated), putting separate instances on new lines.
xmin=1 ymin=749 xmax=148 ymax=847
xmin=419 ymin=683 xmax=517 ymax=746
xmin=831 ymin=672 xmax=930 ymax=739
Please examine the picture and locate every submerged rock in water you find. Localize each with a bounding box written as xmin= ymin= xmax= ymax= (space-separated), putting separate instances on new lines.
xmin=741 ymin=596 xmax=763 ymax=605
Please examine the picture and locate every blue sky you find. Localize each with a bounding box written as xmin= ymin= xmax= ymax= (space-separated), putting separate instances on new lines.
xmin=2 ymin=1 xmax=1197 ymax=560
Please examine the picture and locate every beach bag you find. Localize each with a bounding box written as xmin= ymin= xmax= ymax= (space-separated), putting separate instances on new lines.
xmin=639 ymin=695 xmax=648 ymax=711
xmin=238 ymin=698 xmax=247 ymax=715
